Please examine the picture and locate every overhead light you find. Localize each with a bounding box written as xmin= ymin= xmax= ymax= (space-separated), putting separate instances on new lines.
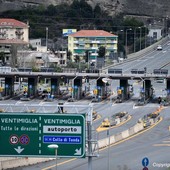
xmin=102 ymin=78 xmax=111 ymax=83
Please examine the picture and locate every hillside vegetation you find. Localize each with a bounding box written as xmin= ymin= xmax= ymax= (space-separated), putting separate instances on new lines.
xmin=0 ymin=0 xmax=170 ymax=18
xmin=0 ymin=0 xmax=145 ymax=53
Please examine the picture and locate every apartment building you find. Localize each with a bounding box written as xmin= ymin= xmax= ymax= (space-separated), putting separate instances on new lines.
xmin=68 ymin=30 xmax=118 ymax=61
xmin=0 ymin=18 xmax=29 ymax=66
xmin=0 ymin=18 xmax=29 ymax=41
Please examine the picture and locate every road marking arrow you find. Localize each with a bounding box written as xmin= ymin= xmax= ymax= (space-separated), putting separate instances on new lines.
xmin=74 ymin=148 xmax=81 ymax=155
xmin=14 ymin=146 xmax=24 ymax=154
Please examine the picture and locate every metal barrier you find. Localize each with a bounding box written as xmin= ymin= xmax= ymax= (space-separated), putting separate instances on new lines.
xmin=153 ymin=69 xmax=168 ymax=75
xmin=108 ymin=68 xmax=122 ymax=74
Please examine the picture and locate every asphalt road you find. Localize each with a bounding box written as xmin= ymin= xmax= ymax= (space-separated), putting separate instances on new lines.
xmin=107 ymin=40 xmax=170 ymax=74
xmin=2 ymin=40 xmax=170 ymax=170
xmin=10 ymin=106 xmax=170 ymax=170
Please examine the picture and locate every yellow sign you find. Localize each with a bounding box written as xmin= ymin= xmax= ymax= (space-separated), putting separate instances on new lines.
xmin=117 ymin=89 xmax=122 ymax=94
xmin=23 ymin=87 xmax=27 ymax=92
xmin=47 ymin=87 xmax=51 ymax=92
xmin=69 ymin=87 xmax=73 ymax=92
xmin=0 ymin=87 xmax=3 ymax=92
xmin=93 ymin=89 xmax=98 ymax=95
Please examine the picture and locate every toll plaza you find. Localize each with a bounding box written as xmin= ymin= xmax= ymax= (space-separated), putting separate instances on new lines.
xmin=0 ymin=71 xmax=169 ymax=101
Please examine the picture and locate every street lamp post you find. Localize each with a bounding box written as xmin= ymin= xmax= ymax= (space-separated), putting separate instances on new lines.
xmin=102 ymin=77 xmax=111 ymax=170
xmin=144 ymin=26 xmax=147 ymax=48
xmin=125 ymin=28 xmax=132 ymax=56
xmin=134 ymin=28 xmax=136 ymax=53
xmin=149 ymin=24 xmax=152 ymax=45
xmin=46 ymin=27 xmax=48 ymax=50
xmin=139 ymin=27 xmax=142 ymax=51
xmin=134 ymin=27 xmax=142 ymax=53
xmin=118 ymin=29 xmax=124 ymax=42
xmin=48 ymin=144 xmax=59 ymax=170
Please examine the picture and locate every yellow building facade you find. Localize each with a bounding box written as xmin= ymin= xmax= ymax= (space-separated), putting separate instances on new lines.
xmin=68 ymin=30 xmax=118 ymax=61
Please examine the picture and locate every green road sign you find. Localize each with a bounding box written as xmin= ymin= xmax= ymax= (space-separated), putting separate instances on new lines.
xmin=0 ymin=113 xmax=85 ymax=158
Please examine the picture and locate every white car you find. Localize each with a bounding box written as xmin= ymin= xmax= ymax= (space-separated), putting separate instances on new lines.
xmin=157 ymin=45 xmax=162 ymax=50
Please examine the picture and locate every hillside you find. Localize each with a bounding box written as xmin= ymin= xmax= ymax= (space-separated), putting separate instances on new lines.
xmin=0 ymin=0 xmax=170 ymax=18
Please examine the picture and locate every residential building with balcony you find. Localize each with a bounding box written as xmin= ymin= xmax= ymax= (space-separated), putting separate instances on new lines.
xmin=0 ymin=18 xmax=29 ymax=66
xmin=68 ymin=30 xmax=118 ymax=61
xmin=0 ymin=18 xmax=29 ymax=42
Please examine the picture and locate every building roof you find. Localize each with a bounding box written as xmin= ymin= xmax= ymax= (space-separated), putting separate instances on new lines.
xmin=70 ymin=30 xmax=117 ymax=37
xmin=0 ymin=18 xmax=28 ymax=28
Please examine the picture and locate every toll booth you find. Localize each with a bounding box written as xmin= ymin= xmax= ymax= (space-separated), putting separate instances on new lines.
xmin=73 ymin=78 xmax=82 ymax=100
xmin=51 ymin=78 xmax=59 ymax=96
xmin=120 ymin=79 xmax=128 ymax=99
xmin=144 ymin=80 xmax=152 ymax=100
xmin=84 ymin=77 xmax=89 ymax=94
xmin=5 ymin=77 xmax=14 ymax=97
xmin=167 ymin=80 xmax=170 ymax=93
xmin=97 ymin=79 xmax=105 ymax=100
xmin=166 ymin=80 xmax=170 ymax=102
xmin=28 ymin=77 xmax=38 ymax=97
xmin=117 ymin=87 xmax=123 ymax=102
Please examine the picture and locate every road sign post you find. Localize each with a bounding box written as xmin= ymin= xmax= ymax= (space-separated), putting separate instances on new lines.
xmin=0 ymin=113 xmax=85 ymax=158
xmin=142 ymin=157 xmax=149 ymax=169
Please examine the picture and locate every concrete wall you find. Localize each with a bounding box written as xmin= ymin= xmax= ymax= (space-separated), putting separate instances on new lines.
xmin=0 ymin=157 xmax=54 ymax=170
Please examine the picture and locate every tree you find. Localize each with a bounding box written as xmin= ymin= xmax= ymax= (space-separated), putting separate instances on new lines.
xmin=94 ymin=4 xmax=102 ymax=18
xmin=74 ymin=55 xmax=80 ymax=63
xmin=46 ymin=5 xmax=57 ymax=16
xmin=67 ymin=50 xmax=72 ymax=61
xmin=98 ymin=46 xmax=106 ymax=58
xmin=85 ymin=50 xmax=91 ymax=62
xmin=0 ymin=52 xmax=5 ymax=65
xmin=123 ymin=17 xmax=143 ymax=28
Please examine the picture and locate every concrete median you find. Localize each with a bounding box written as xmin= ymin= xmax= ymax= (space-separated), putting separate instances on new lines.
xmin=98 ymin=138 xmax=109 ymax=149
xmin=98 ymin=121 xmax=144 ymax=149
xmin=121 ymin=129 xmax=130 ymax=139
xmin=0 ymin=157 xmax=54 ymax=170
xmin=114 ymin=133 xmax=123 ymax=142
xmin=129 ymin=126 xmax=135 ymax=136
xmin=133 ymin=123 xmax=144 ymax=133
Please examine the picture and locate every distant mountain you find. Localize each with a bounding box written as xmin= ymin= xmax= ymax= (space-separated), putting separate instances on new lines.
xmin=0 ymin=0 xmax=169 ymax=18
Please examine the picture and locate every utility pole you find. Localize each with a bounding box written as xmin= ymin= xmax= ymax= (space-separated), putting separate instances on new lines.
xmin=87 ymin=105 xmax=98 ymax=170
xmin=46 ymin=27 xmax=48 ymax=51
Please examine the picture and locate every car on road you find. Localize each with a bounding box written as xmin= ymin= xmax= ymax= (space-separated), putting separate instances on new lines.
xmin=156 ymin=45 xmax=162 ymax=50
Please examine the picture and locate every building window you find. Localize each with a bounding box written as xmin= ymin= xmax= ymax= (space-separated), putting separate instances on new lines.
xmin=60 ymin=60 xmax=65 ymax=65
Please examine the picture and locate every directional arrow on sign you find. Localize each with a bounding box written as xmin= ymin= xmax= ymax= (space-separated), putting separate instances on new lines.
xmin=74 ymin=148 xmax=81 ymax=155
xmin=14 ymin=146 xmax=24 ymax=154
